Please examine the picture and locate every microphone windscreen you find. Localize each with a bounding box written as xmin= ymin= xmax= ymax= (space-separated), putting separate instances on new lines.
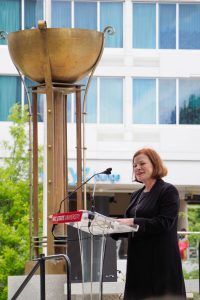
xmin=105 ymin=168 xmax=112 ymax=175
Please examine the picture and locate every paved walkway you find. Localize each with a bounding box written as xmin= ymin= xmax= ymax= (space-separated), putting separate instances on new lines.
xmin=185 ymin=279 xmax=199 ymax=293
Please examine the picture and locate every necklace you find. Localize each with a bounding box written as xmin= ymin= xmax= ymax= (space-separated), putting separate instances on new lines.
xmin=134 ymin=192 xmax=147 ymax=218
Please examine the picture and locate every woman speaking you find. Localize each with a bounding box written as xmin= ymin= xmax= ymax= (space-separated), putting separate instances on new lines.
xmin=117 ymin=148 xmax=186 ymax=299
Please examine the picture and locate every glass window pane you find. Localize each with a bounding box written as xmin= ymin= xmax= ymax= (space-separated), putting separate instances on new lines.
xmin=100 ymin=78 xmax=123 ymax=124
xmin=159 ymin=4 xmax=176 ymax=49
xmin=0 ymin=0 xmax=21 ymax=45
xmin=179 ymin=4 xmax=200 ymax=49
xmin=100 ymin=2 xmax=123 ymax=48
xmin=25 ymin=0 xmax=43 ymax=29
xmin=67 ymin=94 xmax=72 ymax=123
xmin=179 ymin=79 xmax=200 ymax=124
xmin=75 ymin=78 xmax=97 ymax=123
xmin=74 ymin=2 xmax=97 ymax=30
xmin=159 ymin=79 xmax=176 ymax=124
xmin=133 ymin=3 xmax=156 ymax=49
xmin=25 ymin=78 xmax=44 ymax=122
xmin=133 ymin=79 xmax=156 ymax=124
xmin=0 ymin=76 xmax=21 ymax=121
xmin=85 ymin=78 xmax=97 ymax=123
xmin=52 ymin=0 xmax=71 ymax=28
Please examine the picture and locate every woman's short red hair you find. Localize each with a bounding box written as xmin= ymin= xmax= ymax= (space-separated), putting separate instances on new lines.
xmin=133 ymin=148 xmax=168 ymax=180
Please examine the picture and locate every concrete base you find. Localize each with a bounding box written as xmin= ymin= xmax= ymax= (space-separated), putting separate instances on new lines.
xmin=8 ymin=275 xmax=67 ymax=300
xmin=25 ymin=259 xmax=66 ymax=275
xmin=64 ymin=282 xmax=124 ymax=299
xmin=8 ymin=275 xmax=124 ymax=300
xmin=8 ymin=274 xmax=198 ymax=300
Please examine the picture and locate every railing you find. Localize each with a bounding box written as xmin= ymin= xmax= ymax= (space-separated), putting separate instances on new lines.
xmin=10 ymin=253 xmax=71 ymax=300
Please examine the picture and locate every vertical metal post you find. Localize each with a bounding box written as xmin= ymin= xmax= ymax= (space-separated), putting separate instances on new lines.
xmin=32 ymin=92 xmax=39 ymax=257
xmin=39 ymin=23 xmax=55 ymax=256
xmin=40 ymin=254 xmax=46 ymax=300
xmin=46 ymin=84 xmax=55 ymax=256
xmin=76 ymin=87 xmax=82 ymax=210
xmin=64 ymin=94 xmax=69 ymax=220
xmin=53 ymin=91 xmax=67 ymax=253
xmin=199 ymin=241 xmax=200 ymax=295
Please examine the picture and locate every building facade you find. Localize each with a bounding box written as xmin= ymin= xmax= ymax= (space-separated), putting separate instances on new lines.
xmin=1 ymin=0 xmax=200 ymax=231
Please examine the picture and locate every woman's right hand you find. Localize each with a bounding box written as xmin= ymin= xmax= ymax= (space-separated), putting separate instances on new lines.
xmin=117 ymin=218 xmax=134 ymax=227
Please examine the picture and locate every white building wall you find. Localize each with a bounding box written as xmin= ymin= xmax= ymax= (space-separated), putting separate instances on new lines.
xmin=0 ymin=0 xmax=200 ymax=196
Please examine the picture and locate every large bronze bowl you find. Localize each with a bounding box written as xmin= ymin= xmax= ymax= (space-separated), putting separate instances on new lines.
xmin=8 ymin=28 xmax=104 ymax=83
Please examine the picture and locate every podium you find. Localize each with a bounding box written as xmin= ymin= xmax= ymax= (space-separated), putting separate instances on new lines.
xmin=52 ymin=210 xmax=139 ymax=299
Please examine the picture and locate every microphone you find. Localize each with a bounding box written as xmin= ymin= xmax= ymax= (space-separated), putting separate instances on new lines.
xmin=51 ymin=167 xmax=112 ymax=236
xmin=99 ymin=168 xmax=112 ymax=175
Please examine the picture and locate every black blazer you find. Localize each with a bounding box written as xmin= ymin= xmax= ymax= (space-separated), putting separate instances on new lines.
xmin=123 ymin=179 xmax=186 ymax=299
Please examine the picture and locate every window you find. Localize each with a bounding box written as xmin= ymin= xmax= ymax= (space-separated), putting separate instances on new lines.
xmin=52 ymin=0 xmax=71 ymax=28
xmin=0 ymin=0 xmax=21 ymax=45
xmin=159 ymin=4 xmax=176 ymax=49
xmin=67 ymin=95 xmax=72 ymax=123
xmin=75 ymin=78 xmax=97 ymax=123
xmin=51 ymin=0 xmax=123 ymax=48
xmin=179 ymin=79 xmax=200 ymax=124
xmin=84 ymin=78 xmax=97 ymax=123
xmin=77 ymin=77 xmax=123 ymax=124
xmin=74 ymin=2 xmax=97 ymax=30
xmin=159 ymin=79 xmax=176 ymax=124
xmin=25 ymin=78 xmax=44 ymax=122
xmin=74 ymin=77 xmax=123 ymax=124
xmin=100 ymin=77 xmax=123 ymax=124
xmin=133 ymin=3 xmax=156 ymax=49
xmin=179 ymin=4 xmax=200 ymax=49
xmin=132 ymin=79 xmax=156 ymax=124
xmin=24 ymin=0 xmax=43 ymax=29
xmin=132 ymin=78 xmax=200 ymax=125
xmin=132 ymin=2 xmax=200 ymax=49
xmin=100 ymin=2 xmax=123 ymax=48
xmin=0 ymin=76 xmax=21 ymax=121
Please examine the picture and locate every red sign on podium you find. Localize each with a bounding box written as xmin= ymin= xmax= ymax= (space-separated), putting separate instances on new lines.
xmin=51 ymin=211 xmax=83 ymax=224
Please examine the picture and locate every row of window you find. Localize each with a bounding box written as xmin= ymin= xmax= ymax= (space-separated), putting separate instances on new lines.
xmin=1 ymin=1 xmax=200 ymax=49
xmin=0 ymin=76 xmax=200 ymax=125
xmin=134 ymin=3 xmax=200 ymax=49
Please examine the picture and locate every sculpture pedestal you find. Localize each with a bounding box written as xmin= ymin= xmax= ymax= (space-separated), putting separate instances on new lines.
xmin=25 ymin=260 xmax=66 ymax=275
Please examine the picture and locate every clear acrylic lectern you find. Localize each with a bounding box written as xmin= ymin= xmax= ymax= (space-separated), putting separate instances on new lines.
xmin=65 ymin=210 xmax=139 ymax=300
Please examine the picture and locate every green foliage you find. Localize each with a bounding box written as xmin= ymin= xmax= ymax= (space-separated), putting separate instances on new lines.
xmin=0 ymin=104 xmax=32 ymax=300
xmin=193 ymin=293 xmax=200 ymax=300
xmin=1 ymin=103 xmax=30 ymax=181
xmin=181 ymin=205 xmax=200 ymax=282
xmin=188 ymin=205 xmax=200 ymax=247
xmin=183 ymin=267 xmax=199 ymax=280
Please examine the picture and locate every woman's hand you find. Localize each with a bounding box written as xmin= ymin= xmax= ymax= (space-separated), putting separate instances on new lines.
xmin=117 ymin=218 xmax=134 ymax=227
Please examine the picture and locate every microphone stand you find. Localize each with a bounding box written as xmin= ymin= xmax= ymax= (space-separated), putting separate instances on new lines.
xmin=91 ymin=181 xmax=97 ymax=213
xmin=88 ymin=181 xmax=97 ymax=226
xmin=52 ymin=168 xmax=112 ymax=237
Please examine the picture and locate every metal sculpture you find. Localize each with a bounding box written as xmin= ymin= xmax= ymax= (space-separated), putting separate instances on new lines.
xmin=7 ymin=21 xmax=113 ymax=272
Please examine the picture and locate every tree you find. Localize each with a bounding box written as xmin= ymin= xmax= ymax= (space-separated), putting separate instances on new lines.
xmin=0 ymin=104 xmax=42 ymax=300
xmin=188 ymin=205 xmax=200 ymax=247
